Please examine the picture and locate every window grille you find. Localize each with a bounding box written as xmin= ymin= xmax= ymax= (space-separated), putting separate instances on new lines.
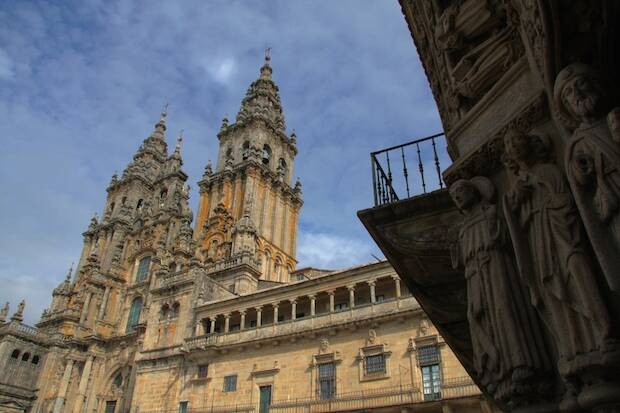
xmin=421 ymin=364 xmax=442 ymax=400
xmin=365 ymin=354 xmax=386 ymax=374
xmin=417 ymin=345 xmax=439 ymax=366
xmin=318 ymin=363 xmax=336 ymax=400
xmin=223 ymin=374 xmax=237 ymax=392
xmin=179 ymin=401 xmax=188 ymax=413
xmin=136 ymin=256 xmax=151 ymax=282
xmin=198 ymin=364 xmax=208 ymax=378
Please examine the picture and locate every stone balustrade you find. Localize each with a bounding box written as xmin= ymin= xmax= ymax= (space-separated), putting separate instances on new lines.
xmin=186 ymin=296 xmax=418 ymax=352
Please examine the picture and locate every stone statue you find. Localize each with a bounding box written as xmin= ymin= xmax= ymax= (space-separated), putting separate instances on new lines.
xmin=502 ymin=129 xmax=614 ymax=379
xmin=450 ymin=176 xmax=551 ymax=401
xmin=16 ymin=299 xmax=25 ymax=317
xmin=319 ymin=338 xmax=330 ymax=354
xmin=554 ymin=63 xmax=620 ymax=293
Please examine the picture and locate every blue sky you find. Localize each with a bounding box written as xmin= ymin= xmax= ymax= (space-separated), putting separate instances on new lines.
xmin=0 ymin=1 xmax=442 ymax=324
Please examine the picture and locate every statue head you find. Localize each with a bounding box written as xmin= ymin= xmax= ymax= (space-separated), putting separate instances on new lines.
xmin=503 ymin=130 xmax=551 ymax=172
xmin=554 ymin=63 xmax=608 ymax=127
xmin=450 ymin=177 xmax=494 ymax=211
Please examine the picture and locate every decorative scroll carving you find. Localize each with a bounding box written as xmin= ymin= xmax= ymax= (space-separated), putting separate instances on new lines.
xmin=450 ymin=176 xmax=551 ymax=405
xmin=443 ymin=92 xmax=548 ymax=185
xmin=502 ymin=130 xmax=616 ymax=382
xmin=555 ymin=63 xmax=620 ymax=293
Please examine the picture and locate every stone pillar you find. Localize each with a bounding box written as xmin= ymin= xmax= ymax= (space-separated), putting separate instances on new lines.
xmin=393 ymin=277 xmax=401 ymax=298
xmin=240 ymin=311 xmax=246 ymax=330
xmin=209 ymin=317 xmax=216 ymax=334
xmin=309 ymin=295 xmax=316 ymax=316
xmin=73 ymin=355 xmax=94 ymax=413
xmin=348 ymin=285 xmax=355 ymax=309
xmin=53 ymin=359 xmax=74 ymax=413
xmin=195 ymin=320 xmax=203 ymax=336
xmin=256 ymin=307 xmax=262 ymax=327
xmin=328 ymin=290 xmax=335 ymax=313
xmin=224 ymin=314 xmax=230 ymax=333
xmin=290 ymin=299 xmax=297 ymax=320
xmin=80 ymin=293 xmax=92 ymax=324
xmin=273 ymin=304 xmax=279 ymax=324
xmin=368 ymin=281 xmax=376 ymax=304
xmin=98 ymin=286 xmax=110 ymax=320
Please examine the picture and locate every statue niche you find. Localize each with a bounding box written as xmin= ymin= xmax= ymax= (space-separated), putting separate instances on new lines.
xmin=450 ymin=176 xmax=551 ymax=406
xmin=555 ymin=63 xmax=620 ymax=294
xmin=502 ymin=129 xmax=616 ymax=382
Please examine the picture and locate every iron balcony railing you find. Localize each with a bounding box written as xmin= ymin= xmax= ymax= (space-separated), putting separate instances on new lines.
xmin=371 ymin=132 xmax=448 ymax=206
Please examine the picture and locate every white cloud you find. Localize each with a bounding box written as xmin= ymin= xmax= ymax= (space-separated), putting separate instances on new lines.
xmin=297 ymin=231 xmax=383 ymax=270
xmin=203 ymin=57 xmax=237 ymax=84
xmin=0 ymin=48 xmax=14 ymax=80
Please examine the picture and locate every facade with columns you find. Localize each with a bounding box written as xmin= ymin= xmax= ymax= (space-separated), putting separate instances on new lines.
xmin=0 ymin=56 xmax=494 ymax=413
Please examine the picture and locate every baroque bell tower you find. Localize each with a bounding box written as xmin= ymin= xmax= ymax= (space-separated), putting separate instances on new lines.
xmin=195 ymin=52 xmax=302 ymax=290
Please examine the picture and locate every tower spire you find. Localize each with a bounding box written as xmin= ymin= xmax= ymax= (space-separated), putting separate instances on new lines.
xmin=260 ymin=47 xmax=273 ymax=80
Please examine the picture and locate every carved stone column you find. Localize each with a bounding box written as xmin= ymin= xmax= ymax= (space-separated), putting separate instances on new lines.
xmin=80 ymin=292 xmax=92 ymax=324
xmin=348 ymin=285 xmax=355 ymax=309
xmin=256 ymin=306 xmax=262 ymax=327
xmin=309 ymin=294 xmax=316 ymax=316
xmin=393 ymin=276 xmax=401 ymax=298
xmin=273 ymin=304 xmax=279 ymax=324
xmin=53 ymin=359 xmax=74 ymax=413
xmin=224 ymin=313 xmax=230 ymax=333
xmin=209 ymin=317 xmax=216 ymax=334
xmin=73 ymin=355 xmax=94 ymax=413
xmin=97 ymin=286 xmax=110 ymax=320
xmin=290 ymin=299 xmax=297 ymax=320
xmin=240 ymin=311 xmax=246 ymax=330
xmin=328 ymin=290 xmax=335 ymax=313
xmin=368 ymin=281 xmax=376 ymax=304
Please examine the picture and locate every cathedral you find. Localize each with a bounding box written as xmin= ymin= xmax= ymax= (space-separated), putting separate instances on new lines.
xmin=0 ymin=55 xmax=492 ymax=413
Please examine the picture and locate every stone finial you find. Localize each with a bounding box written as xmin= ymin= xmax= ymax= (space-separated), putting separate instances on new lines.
xmin=294 ymin=178 xmax=302 ymax=194
xmin=66 ymin=262 xmax=74 ymax=282
xmin=174 ymin=130 xmax=183 ymax=154
xmin=220 ymin=116 xmax=229 ymax=132
xmin=290 ymin=130 xmax=297 ymax=145
xmin=202 ymin=161 xmax=213 ymax=179
xmin=11 ymin=299 xmax=25 ymax=322
xmin=0 ymin=302 xmax=9 ymax=323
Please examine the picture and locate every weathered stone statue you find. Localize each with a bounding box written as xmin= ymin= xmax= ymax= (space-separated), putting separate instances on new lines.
xmin=0 ymin=302 xmax=9 ymax=323
xmin=554 ymin=63 xmax=620 ymax=293
xmin=502 ymin=130 xmax=613 ymax=380
xmin=450 ymin=176 xmax=551 ymax=404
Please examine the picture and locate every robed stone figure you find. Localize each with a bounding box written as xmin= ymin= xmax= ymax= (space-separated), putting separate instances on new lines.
xmin=450 ymin=176 xmax=551 ymax=402
xmin=554 ymin=63 xmax=620 ymax=293
xmin=502 ymin=129 xmax=613 ymax=378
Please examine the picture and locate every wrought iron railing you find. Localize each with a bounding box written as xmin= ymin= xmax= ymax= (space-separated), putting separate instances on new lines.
xmin=371 ymin=133 xmax=448 ymax=206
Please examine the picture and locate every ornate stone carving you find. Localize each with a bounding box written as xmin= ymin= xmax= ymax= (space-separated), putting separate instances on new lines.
xmin=554 ymin=63 xmax=620 ymax=293
xmin=502 ymin=130 xmax=616 ymax=382
xmin=450 ymin=176 xmax=551 ymax=404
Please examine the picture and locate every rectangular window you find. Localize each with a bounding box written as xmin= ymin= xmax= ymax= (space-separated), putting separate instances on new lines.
xmin=179 ymin=401 xmax=188 ymax=413
xmin=417 ymin=346 xmax=440 ymax=366
xmin=259 ymin=385 xmax=272 ymax=413
xmin=365 ymin=354 xmax=386 ymax=374
xmin=421 ymin=364 xmax=441 ymax=401
xmin=198 ymin=364 xmax=208 ymax=378
xmin=223 ymin=374 xmax=237 ymax=392
xmin=136 ymin=256 xmax=151 ymax=282
xmin=105 ymin=401 xmax=117 ymax=413
xmin=318 ymin=363 xmax=336 ymax=400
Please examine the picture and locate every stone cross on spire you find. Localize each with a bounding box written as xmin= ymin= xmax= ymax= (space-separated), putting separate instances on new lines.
xmin=175 ymin=130 xmax=184 ymax=153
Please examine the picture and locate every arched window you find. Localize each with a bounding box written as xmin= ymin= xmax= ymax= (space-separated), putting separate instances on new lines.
xmin=172 ymin=302 xmax=180 ymax=319
xmin=159 ymin=189 xmax=168 ymax=207
xmin=135 ymin=256 xmax=151 ymax=283
xmin=113 ymin=372 xmax=123 ymax=388
xmin=262 ymin=145 xmax=271 ymax=165
xmin=11 ymin=349 xmax=20 ymax=359
xmin=136 ymin=199 xmax=144 ymax=211
xmin=121 ymin=196 xmax=127 ymax=205
xmin=22 ymin=352 xmax=30 ymax=362
xmin=242 ymin=141 xmax=250 ymax=160
xmin=279 ymin=158 xmax=287 ymax=170
xmin=126 ymin=297 xmax=143 ymax=332
xmin=109 ymin=202 xmax=115 ymax=213
xmin=160 ymin=304 xmax=170 ymax=320
xmin=32 ymin=355 xmax=40 ymax=364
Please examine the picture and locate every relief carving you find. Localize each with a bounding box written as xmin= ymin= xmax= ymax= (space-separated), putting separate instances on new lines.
xmin=555 ymin=63 xmax=620 ymax=293
xmin=502 ymin=130 xmax=616 ymax=382
xmin=450 ymin=176 xmax=551 ymax=404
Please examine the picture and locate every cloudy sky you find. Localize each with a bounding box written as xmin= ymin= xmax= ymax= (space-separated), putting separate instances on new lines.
xmin=0 ymin=1 xmax=443 ymax=324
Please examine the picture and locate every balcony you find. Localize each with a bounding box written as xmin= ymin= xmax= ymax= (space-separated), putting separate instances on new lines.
xmin=136 ymin=377 xmax=480 ymax=413
xmin=185 ymin=296 xmax=420 ymax=352
xmin=357 ymin=135 xmax=475 ymax=379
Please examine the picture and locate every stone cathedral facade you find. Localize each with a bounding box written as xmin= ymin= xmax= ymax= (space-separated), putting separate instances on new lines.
xmin=0 ymin=57 xmax=493 ymax=413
